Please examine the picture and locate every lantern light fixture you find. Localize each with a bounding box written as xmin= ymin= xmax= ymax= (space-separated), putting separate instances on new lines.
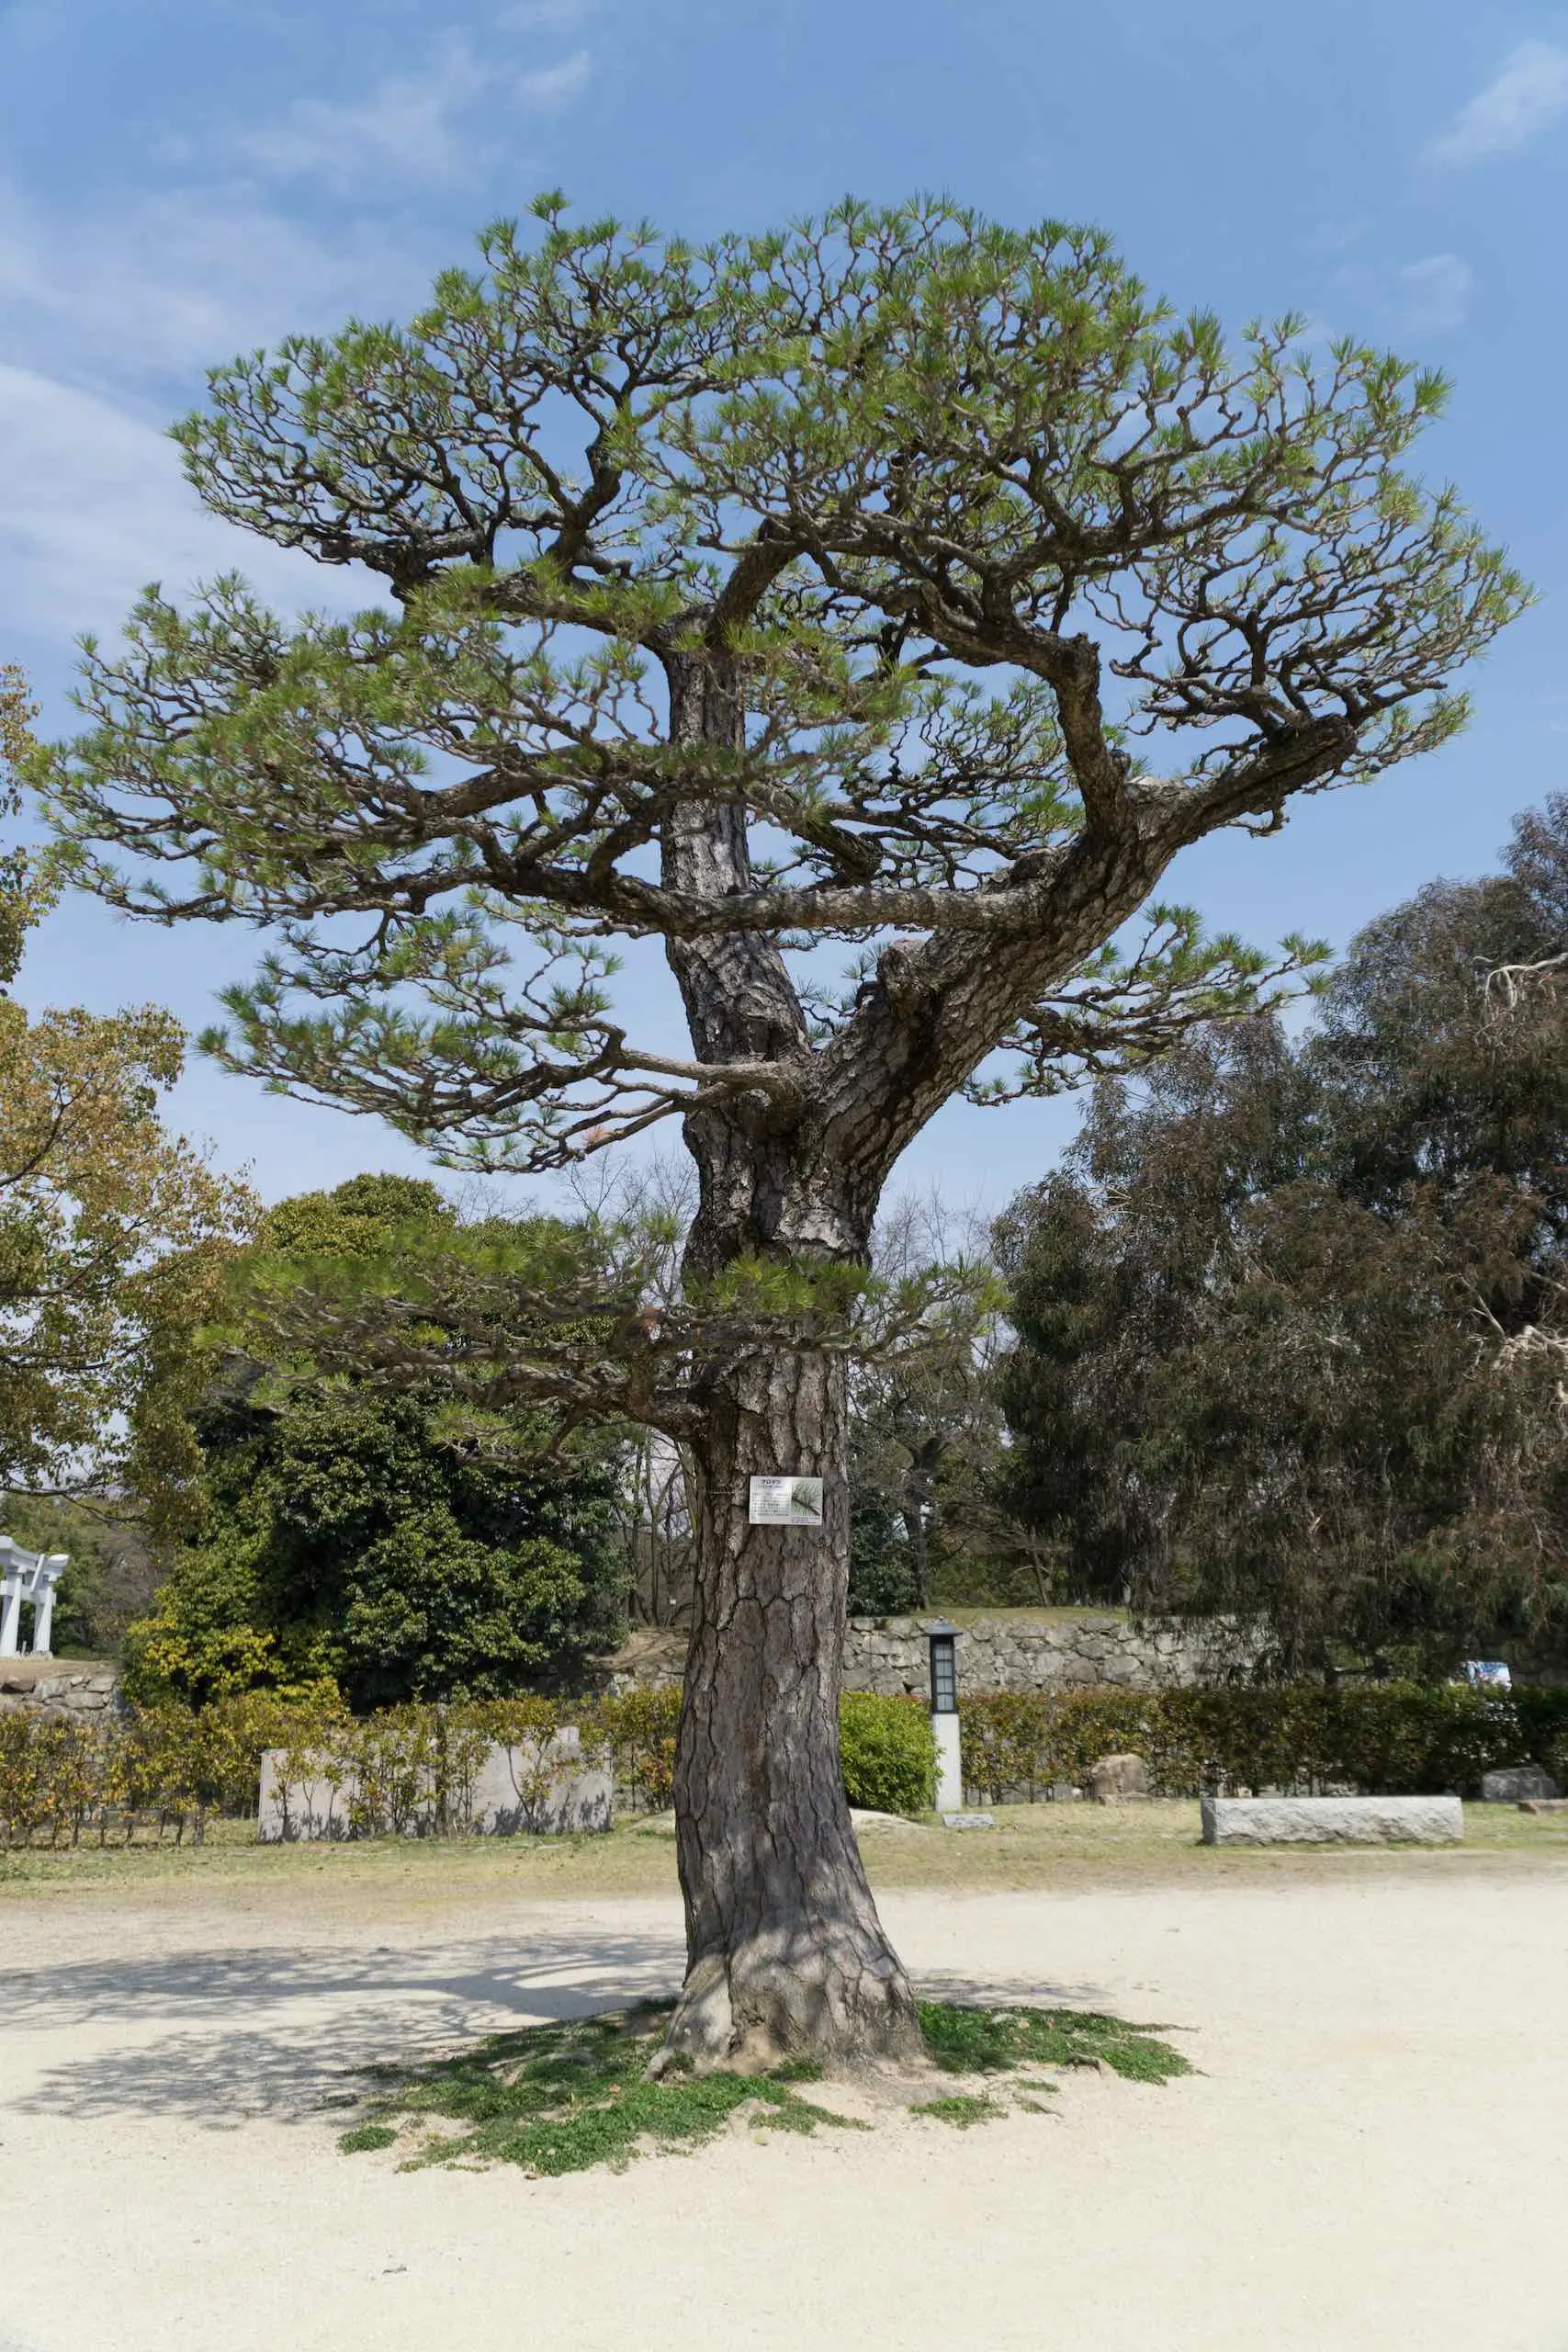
xmin=927 ymin=1621 xmax=958 ymax=1715
xmin=925 ymin=1620 xmax=964 ymax=1812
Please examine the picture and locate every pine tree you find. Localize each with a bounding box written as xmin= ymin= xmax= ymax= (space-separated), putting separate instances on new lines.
xmin=39 ymin=198 xmax=1524 ymax=2065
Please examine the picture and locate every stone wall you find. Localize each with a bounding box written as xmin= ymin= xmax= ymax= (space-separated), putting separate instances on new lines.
xmin=844 ymin=1612 xmax=1248 ymax=1695
xmin=0 ymin=1657 xmax=124 ymax=1721
xmin=598 ymin=1611 xmax=1251 ymax=1695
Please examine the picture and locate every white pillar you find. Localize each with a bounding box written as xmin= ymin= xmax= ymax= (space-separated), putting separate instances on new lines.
xmin=932 ymin=1713 xmax=964 ymax=1814
xmin=0 ymin=1576 xmax=20 ymax=1657
xmin=30 ymin=1558 xmax=65 ymax=1657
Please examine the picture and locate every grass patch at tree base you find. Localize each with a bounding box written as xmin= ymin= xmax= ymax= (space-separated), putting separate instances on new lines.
xmin=339 ymin=1996 xmax=1191 ymax=2177
xmin=918 ymin=1998 xmax=1192 ymax=2085
xmin=347 ymin=2001 xmax=865 ymax=2177
xmin=910 ymin=2092 xmax=1010 ymax=2128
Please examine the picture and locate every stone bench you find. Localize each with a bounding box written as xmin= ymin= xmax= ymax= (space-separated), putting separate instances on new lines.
xmin=1201 ymin=1794 xmax=1463 ymax=1846
xmin=1480 ymin=1766 xmax=1559 ymax=1804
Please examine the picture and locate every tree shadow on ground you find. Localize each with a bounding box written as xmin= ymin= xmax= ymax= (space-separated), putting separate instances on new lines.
xmin=915 ymin=1968 xmax=1116 ymax=2010
xmin=2 ymin=1928 xmax=1120 ymax=2132
xmin=2 ymin=1923 xmax=686 ymax=2128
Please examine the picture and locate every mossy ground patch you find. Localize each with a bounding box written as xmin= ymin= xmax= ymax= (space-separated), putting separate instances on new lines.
xmin=341 ymin=1997 xmax=1190 ymax=2176
xmin=917 ymin=1998 xmax=1191 ymax=2085
xmin=348 ymin=2001 xmax=864 ymax=2176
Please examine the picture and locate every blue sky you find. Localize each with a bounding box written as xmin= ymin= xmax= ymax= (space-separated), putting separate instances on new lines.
xmin=2 ymin=0 xmax=1565 ymax=1216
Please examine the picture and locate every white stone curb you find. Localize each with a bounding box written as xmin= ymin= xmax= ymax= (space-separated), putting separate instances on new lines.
xmin=1201 ymin=1794 xmax=1463 ymax=1846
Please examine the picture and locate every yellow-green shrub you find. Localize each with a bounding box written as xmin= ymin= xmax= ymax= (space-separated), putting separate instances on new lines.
xmin=839 ymin=1693 xmax=939 ymax=1815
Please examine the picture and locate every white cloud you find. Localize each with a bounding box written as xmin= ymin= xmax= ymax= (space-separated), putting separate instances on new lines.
xmin=517 ymin=48 xmax=592 ymax=106
xmin=1427 ymin=40 xmax=1568 ymax=167
xmin=238 ymin=32 xmax=592 ymax=193
xmin=1392 ymin=253 xmax=1474 ymax=336
xmin=497 ymin=0 xmax=594 ymax=25
xmin=1330 ymin=251 xmax=1474 ymax=342
xmin=0 ymin=363 xmax=378 ymax=641
xmin=0 ymin=182 xmax=418 ymax=383
xmin=239 ymin=38 xmax=493 ymax=190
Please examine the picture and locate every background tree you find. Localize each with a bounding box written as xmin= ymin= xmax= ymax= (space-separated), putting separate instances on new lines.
xmin=0 ymin=670 xmax=252 ymax=1520
xmin=128 ymin=1173 xmax=625 ymax=1707
xmin=0 ymin=668 xmax=42 ymax=982
xmin=847 ymin=1189 xmax=1014 ymax=1612
xmin=39 ymin=198 xmax=1522 ymax=2066
xmin=995 ymin=797 xmax=1568 ymax=1672
xmin=564 ymin=1155 xmax=700 ymax=1629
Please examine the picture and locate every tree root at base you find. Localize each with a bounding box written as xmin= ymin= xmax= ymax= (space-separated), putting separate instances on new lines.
xmin=652 ymin=1943 xmax=927 ymax=2076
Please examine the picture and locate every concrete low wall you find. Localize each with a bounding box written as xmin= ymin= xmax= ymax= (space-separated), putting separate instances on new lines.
xmin=1201 ymin=1794 xmax=1464 ymax=1846
xmin=257 ymin=1729 xmax=613 ymax=1840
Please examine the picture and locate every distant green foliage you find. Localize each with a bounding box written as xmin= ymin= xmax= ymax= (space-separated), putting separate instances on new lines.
xmin=602 ymin=1686 xmax=681 ymax=1809
xmin=996 ymin=799 xmax=1568 ymax=1671
xmin=125 ymin=1176 xmax=625 ymax=1709
xmin=918 ymin=2000 xmax=1190 ymax=2085
xmin=847 ymin=1491 xmax=920 ymax=1615
xmin=839 ymin=1692 xmax=939 ymax=1815
xmin=0 ymin=1493 xmax=159 ymax=1657
xmin=0 ymin=1690 xmax=332 ymax=1849
xmin=257 ymin=1172 xmax=452 ymax=1262
xmin=9 ymin=1681 xmax=1562 ymax=1852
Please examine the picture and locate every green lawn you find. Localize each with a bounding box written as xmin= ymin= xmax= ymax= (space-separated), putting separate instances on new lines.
xmin=3 ymin=1798 xmax=1564 ymax=1906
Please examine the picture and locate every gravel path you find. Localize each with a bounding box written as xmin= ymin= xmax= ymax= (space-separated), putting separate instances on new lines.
xmin=1 ymin=1868 xmax=1563 ymax=2350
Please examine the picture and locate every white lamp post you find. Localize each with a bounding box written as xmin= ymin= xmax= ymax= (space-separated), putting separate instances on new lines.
xmin=926 ymin=1620 xmax=964 ymax=1813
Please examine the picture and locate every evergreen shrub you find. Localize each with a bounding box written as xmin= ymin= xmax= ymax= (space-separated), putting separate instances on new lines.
xmin=839 ymin=1693 xmax=939 ymax=1815
xmin=957 ymin=1681 xmax=1568 ymax=1799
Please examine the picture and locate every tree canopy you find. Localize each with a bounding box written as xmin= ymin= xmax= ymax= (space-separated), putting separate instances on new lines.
xmin=39 ymin=199 xmax=1520 ymax=1236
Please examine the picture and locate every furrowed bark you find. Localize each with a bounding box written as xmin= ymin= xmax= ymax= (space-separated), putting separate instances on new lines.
xmin=659 ymin=645 xmax=919 ymax=2070
xmin=664 ymin=1343 xmax=921 ymax=2070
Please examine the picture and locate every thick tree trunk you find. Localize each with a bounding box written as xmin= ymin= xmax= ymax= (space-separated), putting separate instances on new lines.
xmin=661 ymin=1340 xmax=923 ymax=2071
xmin=655 ymin=642 xmax=921 ymax=2071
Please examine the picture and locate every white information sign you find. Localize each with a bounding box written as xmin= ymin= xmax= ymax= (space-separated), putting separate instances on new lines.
xmin=748 ymin=1476 xmax=824 ymax=1527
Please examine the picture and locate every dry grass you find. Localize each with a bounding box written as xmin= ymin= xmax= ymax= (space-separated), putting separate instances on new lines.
xmin=3 ymin=1798 xmax=1565 ymax=1917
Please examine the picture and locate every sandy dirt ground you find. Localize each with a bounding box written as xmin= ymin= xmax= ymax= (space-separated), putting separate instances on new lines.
xmin=1 ymin=1851 xmax=1565 ymax=2352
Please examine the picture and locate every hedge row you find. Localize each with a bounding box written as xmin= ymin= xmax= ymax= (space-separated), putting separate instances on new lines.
xmin=955 ymin=1683 xmax=1568 ymax=1801
xmin=0 ymin=1694 xmax=305 ymax=1848
xmin=7 ymin=1679 xmax=1560 ymax=1847
xmin=0 ymin=1689 xmax=937 ymax=1846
